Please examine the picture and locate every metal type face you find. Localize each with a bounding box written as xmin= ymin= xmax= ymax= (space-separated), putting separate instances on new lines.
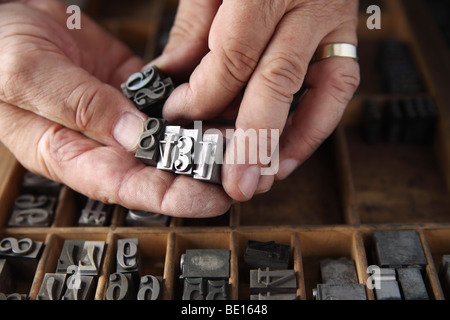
xmin=105 ymin=272 xmax=135 ymax=300
xmin=137 ymin=275 xmax=161 ymax=300
xmin=373 ymin=230 xmax=427 ymax=268
xmin=314 ymin=283 xmax=367 ymax=300
xmin=397 ymin=267 xmax=429 ymax=300
xmin=9 ymin=194 xmax=56 ymax=227
xmin=125 ymin=210 xmax=170 ymax=227
xmin=78 ymin=198 xmax=112 ymax=226
xmin=78 ymin=241 xmax=105 ymax=276
xmin=174 ymin=129 xmax=200 ymax=175
xmin=319 ymin=257 xmax=358 ymax=285
xmin=116 ymin=238 xmax=140 ymax=275
xmin=56 ymin=240 xmax=85 ymax=274
xmin=37 ymin=273 xmax=67 ymax=300
xmin=182 ymin=277 xmax=204 ymax=300
xmin=157 ymin=125 xmax=181 ymax=171
xmin=243 ymin=240 xmax=290 ymax=270
xmin=249 ymin=268 xmax=297 ymax=294
xmin=205 ymin=279 xmax=228 ymax=300
xmin=0 ymin=237 xmax=42 ymax=260
xmin=135 ymin=118 xmax=167 ymax=166
xmin=182 ymin=249 xmax=230 ymax=279
xmin=0 ymin=293 xmax=28 ymax=300
xmin=193 ymin=133 xmax=222 ymax=184
xmin=62 ymin=275 xmax=96 ymax=300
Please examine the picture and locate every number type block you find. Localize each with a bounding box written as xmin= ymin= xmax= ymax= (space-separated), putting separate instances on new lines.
xmin=105 ymin=272 xmax=135 ymax=300
xmin=121 ymin=65 xmax=174 ymax=117
xmin=373 ymin=268 xmax=402 ymax=300
xmin=0 ymin=237 xmax=44 ymax=281
xmin=56 ymin=240 xmax=105 ymax=276
xmin=8 ymin=194 xmax=57 ymax=227
xmin=181 ymin=249 xmax=230 ymax=279
xmin=243 ymin=240 xmax=290 ymax=270
xmin=135 ymin=118 xmax=167 ymax=166
xmin=314 ymin=283 xmax=367 ymax=300
xmin=397 ymin=267 xmax=429 ymax=300
xmin=193 ymin=133 xmax=223 ymax=184
xmin=78 ymin=198 xmax=112 ymax=227
xmin=319 ymin=257 xmax=358 ymax=285
xmin=373 ymin=230 xmax=427 ymax=268
xmin=125 ymin=210 xmax=170 ymax=227
xmin=37 ymin=273 xmax=67 ymax=300
xmin=249 ymin=268 xmax=297 ymax=294
xmin=137 ymin=275 xmax=162 ymax=300
xmin=56 ymin=240 xmax=85 ymax=273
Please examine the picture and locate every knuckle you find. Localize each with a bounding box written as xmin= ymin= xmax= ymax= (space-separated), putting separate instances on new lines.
xmin=66 ymin=82 xmax=102 ymax=131
xmin=220 ymin=40 xmax=259 ymax=87
xmin=326 ymin=63 xmax=360 ymax=105
xmin=260 ymin=53 xmax=306 ymax=103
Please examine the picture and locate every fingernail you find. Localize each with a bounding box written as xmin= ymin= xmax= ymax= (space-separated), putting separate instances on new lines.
xmin=278 ymin=159 xmax=299 ymax=180
xmin=113 ymin=113 xmax=144 ymax=151
xmin=238 ymin=166 xmax=261 ymax=200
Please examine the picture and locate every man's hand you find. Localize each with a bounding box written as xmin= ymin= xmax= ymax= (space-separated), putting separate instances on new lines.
xmin=152 ymin=0 xmax=361 ymax=201
xmin=0 ymin=0 xmax=232 ymax=217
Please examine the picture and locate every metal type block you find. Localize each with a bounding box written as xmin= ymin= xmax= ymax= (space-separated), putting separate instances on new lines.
xmin=373 ymin=230 xmax=427 ymax=268
xmin=363 ymin=99 xmax=383 ymax=144
xmin=320 ymin=257 xmax=358 ymax=285
xmin=78 ymin=241 xmax=105 ymax=276
xmin=78 ymin=198 xmax=112 ymax=226
xmin=174 ymin=128 xmax=200 ymax=176
xmin=243 ymin=240 xmax=290 ymax=270
xmin=125 ymin=209 xmax=170 ymax=227
xmin=205 ymin=279 xmax=228 ymax=300
xmin=0 ymin=259 xmax=14 ymax=293
xmin=37 ymin=273 xmax=67 ymax=300
xmin=373 ymin=268 xmax=402 ymax=300
xmin=116 ymin=238 xmax=141 ymax=285
xmin=0 ymin=293 xmax=27 ymax=300
xmin=250 ymin=292 xmax=298 ymax=300
xmin=397 ymin=267 xmax=429 ymax=300
xmin=56 ymin=240 xmax=85 ymax=273
xmin=21 ymin=171 xmax=61 ymax=196
xmin=249 ymin=268 xmax=297 ymax=294
xmin=181 ymin=249 xmax=230 ymax=279
xmin=193 ymin=133 xmax=222 ymax=184
xmin=157 ymin=125 xmax=181 ymax=171
xmin=62 ymin=275 xmax=96 ymax=300
xmin=314 ymin=283 xmax=367 ymax=300
xmin=137 ymin=275 xmax=162 ymax=300
xmin=8 ymin=194 xmax=56 ymax=227
xmin=135 ymin=118 xmax=167 ymax=166
xmin=182 ymin=277 xmax=204 ymax=300
xmin=105 ymin=272 xmax=135 ymax=300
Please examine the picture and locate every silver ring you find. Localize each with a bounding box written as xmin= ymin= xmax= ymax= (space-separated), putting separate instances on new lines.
xmin=313 ymin=43 xmax=358 ymax=62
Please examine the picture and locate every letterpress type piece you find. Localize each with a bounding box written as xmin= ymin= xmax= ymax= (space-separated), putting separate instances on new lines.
xmin=314 ymin=283 xmax=367 ymax=300
xmin=0 ymin=237 xmax=43 ymax=281
xmin=249 ymin=268 xmax=297 ymax=294
xmin=78 ymin=198 xmax=112 ymax=226
xmin=373 ymin=268 xmax=402 ymax=300
xmin=174 ymin=128 xmax=200 ymax=175
xmin=205 ymin=279 xmax=228 ymax=300
xmin=363 ymin=99 xmax=383 ymax=145
xmin=56 ymin=240 xmax=85 ymax=273
xmin=182 ymin=277 xmax=204 ymax=300
xmin=181 ymin=249 xmax=230 ymax=279
xmin=78 ymin=241 xmax=105 ymax=275
xmin=37 ymin=273 xmax=67 ymax=300
xmin=125 ymin=209 xmax=170 ymax=227
xmin=137 ymin=275 xmax=162 ymax=300
xmin=374 ymin=230 xmax=427 ymax=268
xmin=0 ymin=293 xmax=27 ymax=300
xmin=397 ymin=267 xmax=429 ymax=300
xmin=319 ymin=257 xmax=358 ymax=285
xmin=21 ymin=171 xmax=61 ymax=196
xmin=243 ymin=240 xmax=290 ymax=270
xmin=116 ymin=238 xmax=141 ymax=284
xmin=105 ymin=272 xmax=135 ymax=300
xmin=0 ymin=259 xmax=14 ymax=293
xmin=135 ymin=118 xmax=167 ymax=166
xmin=8 ymin=194 xmax=57 ymax=227
xmin=62 ymin=275 xmax=96 ymax=300
xmin=157 ymin=125 xmax=181 ymax=171
xmin=250 ymin=292 xmax=298 ymax=300
xmin=193 ymin=133 xmax=223 ymax=184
